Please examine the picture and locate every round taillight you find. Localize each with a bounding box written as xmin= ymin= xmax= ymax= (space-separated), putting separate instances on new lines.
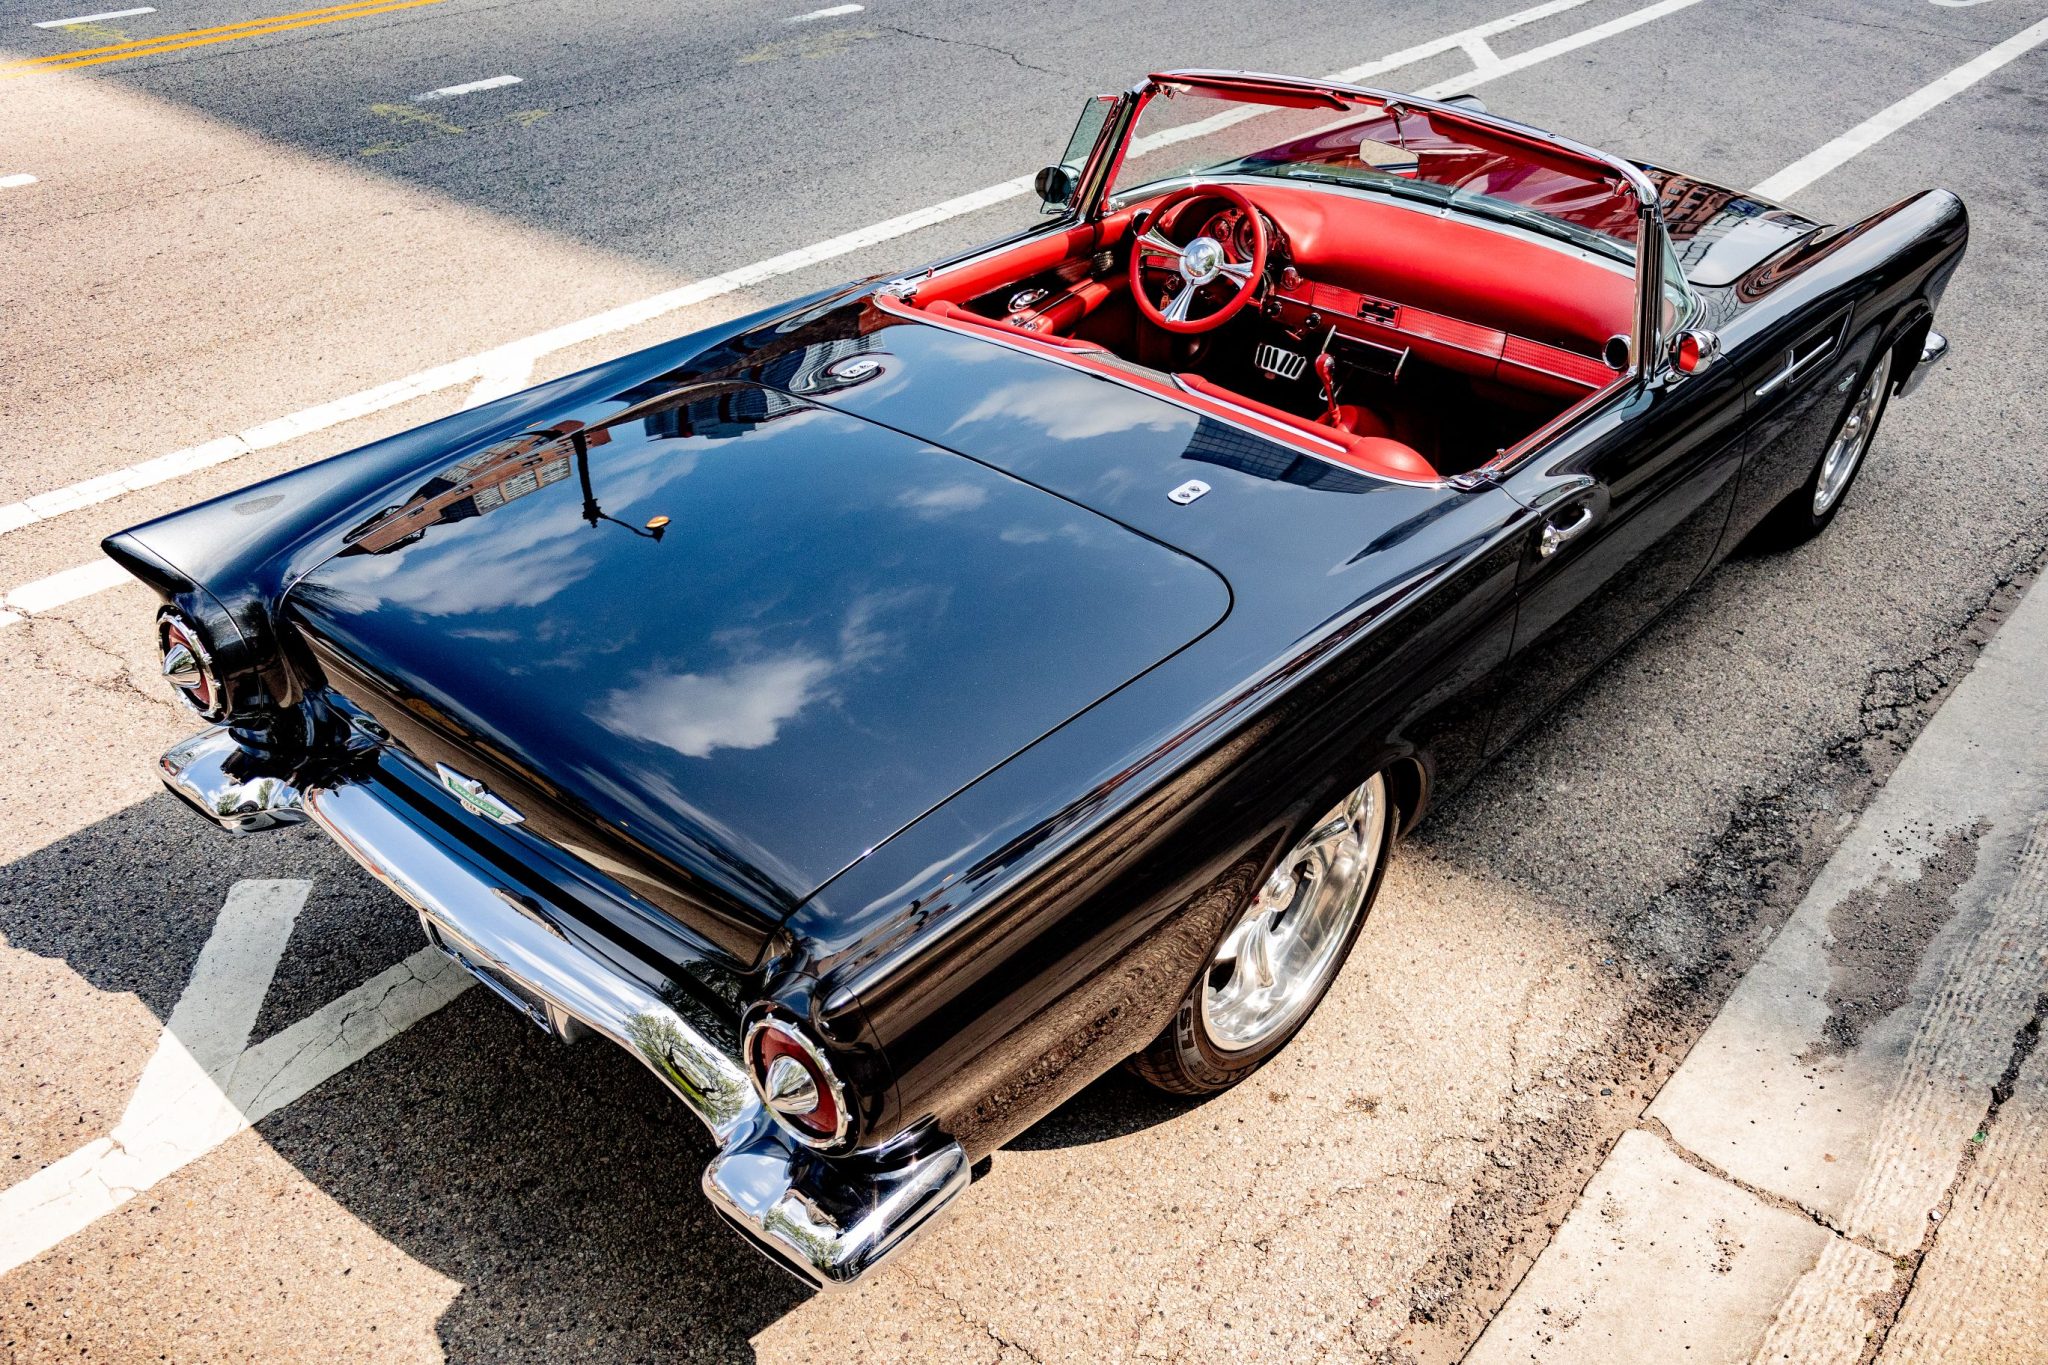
xmin=158 ymin=612 xmax=223 ymax=720
xmin=745 ymin=1017 xmax=850 ymax=1149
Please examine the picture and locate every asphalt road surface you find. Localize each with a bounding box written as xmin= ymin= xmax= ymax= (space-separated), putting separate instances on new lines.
xmin=2 ymin=0 xmax=2046 ymax=1360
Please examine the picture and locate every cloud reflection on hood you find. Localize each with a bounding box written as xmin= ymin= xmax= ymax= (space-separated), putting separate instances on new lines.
xmin=592 ymin=593 xmax=916 ymax=760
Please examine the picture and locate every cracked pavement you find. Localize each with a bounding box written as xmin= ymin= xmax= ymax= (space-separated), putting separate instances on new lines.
xmin=4 ymin=0 xmax=2048 ymax=1361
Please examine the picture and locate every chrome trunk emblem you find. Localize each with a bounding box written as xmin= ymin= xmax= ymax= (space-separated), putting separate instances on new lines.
xmin=435 ymin=764 xmax=526 ymax=825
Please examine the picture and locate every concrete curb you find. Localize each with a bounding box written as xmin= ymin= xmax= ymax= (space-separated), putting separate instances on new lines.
xmin=1468 ymin=569 xmax=2048 ymax=1363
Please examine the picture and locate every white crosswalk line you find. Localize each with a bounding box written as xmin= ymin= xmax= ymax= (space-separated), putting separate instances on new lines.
xmin=0 ymin=880 xmax=473 ymax=1276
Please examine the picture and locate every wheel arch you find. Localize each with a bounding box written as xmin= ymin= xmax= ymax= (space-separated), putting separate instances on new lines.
xmin=1381 ymin=752 xmax=1431 ymax=840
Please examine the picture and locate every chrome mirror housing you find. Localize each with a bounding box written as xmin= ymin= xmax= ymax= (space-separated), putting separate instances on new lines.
xmin=1033 ymin=163 xmax=1080 ymax=211
xmin=1667 ymin=327 xmax=1724 ymax=377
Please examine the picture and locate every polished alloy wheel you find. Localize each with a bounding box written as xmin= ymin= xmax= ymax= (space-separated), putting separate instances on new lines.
xmin=1200 ymin=774 xmax=1386 ymax=1053
xmin=1813 ymin=350 xmax=1892 ymax=516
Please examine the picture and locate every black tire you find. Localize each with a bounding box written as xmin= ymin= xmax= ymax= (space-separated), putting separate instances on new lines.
xmin=1752 ymin=347 xmax=1895 ymax=551
xmin=1128 ymin=773 xmax=1396 ymax=1096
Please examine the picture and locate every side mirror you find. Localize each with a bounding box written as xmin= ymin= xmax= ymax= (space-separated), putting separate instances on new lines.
xmin=1439 ymin=93 xmax=1489 ymax=113
xmin=1668 ymin=328 xmax=1723 ymax=376
xmin=1034 ymin=163 xmax=1081 ymax=212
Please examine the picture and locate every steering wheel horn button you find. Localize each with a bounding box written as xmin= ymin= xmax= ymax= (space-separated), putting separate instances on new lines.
xmin=1168 ymin=479 xmax=1212 ymax=506
xmin=1180 ymin=236 xmax=1226 ymax=284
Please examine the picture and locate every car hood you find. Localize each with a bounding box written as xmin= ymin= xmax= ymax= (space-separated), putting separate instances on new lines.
xmin=284 ymin=383 xmax=1229 ymax=959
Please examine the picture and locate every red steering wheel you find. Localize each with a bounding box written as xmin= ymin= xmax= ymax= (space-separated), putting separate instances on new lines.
xmin=1128 ymin=184 xmax=1270 ymax=335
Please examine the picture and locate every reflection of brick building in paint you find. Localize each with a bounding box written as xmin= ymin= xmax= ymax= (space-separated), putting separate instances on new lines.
xmin=622 ymin=335 xmax=886 ymax=442
xmin=340 ymin=334 xmax=885 ymax=556
xmin=1655 ymin=173 xmax=1813 ymax=280
xmin=342 ymin=425 xmax=604 ymax=554
xmin=1659 ymin=175 xmax=1752 ymax=269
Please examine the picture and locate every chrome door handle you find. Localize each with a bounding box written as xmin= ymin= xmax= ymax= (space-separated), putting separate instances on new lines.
xmin=1755 ymin=335 xmax=1836 ymax=398
xmin=1539 ymin=504 xmax=1596 ymax=558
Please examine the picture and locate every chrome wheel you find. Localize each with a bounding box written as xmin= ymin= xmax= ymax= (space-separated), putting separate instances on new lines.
xmin=1813 ymin=351 xmax=1892 ymax=516
xmin=1200 ymin=774 xmax=1387 ymax=1053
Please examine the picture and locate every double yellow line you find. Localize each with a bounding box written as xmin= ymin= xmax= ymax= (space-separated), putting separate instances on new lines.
xmin=2 ymin=0 xmax=445 ymax=77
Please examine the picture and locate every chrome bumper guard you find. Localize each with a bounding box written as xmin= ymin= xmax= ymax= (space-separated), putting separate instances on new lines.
xmin=158 ymin=726 xmax=968 ymax=1289
xmin=1898 ymin=328 xmax=1949 ymax=398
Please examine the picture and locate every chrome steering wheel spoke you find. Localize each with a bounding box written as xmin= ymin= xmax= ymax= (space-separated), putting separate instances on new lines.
xmin=1134 ymin=227 xmax=1184 ymax=269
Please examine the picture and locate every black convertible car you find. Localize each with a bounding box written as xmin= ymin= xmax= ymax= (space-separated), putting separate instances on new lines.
xmin=110 ymin=72 xmax=1963 ymax=1286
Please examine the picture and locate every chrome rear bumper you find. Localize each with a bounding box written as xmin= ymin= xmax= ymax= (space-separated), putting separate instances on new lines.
xmin=159 ymin=725 xmax=967 ymax=1289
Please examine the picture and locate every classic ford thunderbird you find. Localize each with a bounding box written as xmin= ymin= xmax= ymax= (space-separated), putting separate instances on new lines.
xmin=109 ymin=72 xmax=1964 ymax=1287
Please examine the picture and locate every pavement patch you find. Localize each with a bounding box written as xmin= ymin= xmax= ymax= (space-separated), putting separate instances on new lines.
xmin=1804 ymin=820 xmax=1984 ymax=1062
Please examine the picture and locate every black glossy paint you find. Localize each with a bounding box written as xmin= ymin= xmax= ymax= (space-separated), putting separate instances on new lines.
xmin=108 ymin=143 xmax=1966 ymax=1167
xmin=287 ymin=385 xmax=1229 ymax=959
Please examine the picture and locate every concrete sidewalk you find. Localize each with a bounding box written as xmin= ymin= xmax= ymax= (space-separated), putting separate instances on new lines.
xmin=1468 ymin=567 xmax=2048 ymax=1364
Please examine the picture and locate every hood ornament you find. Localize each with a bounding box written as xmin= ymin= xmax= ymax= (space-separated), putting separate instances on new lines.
xmin=436 ymin=764 xmax=526 ymax=826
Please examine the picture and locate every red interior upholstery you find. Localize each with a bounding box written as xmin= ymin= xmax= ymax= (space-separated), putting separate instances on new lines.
xmin=1238 ymin=183 xmax=1633 ymax=352
xmin=920 ymin=187 xmax=1631 ymax=355
xmin=1173 ymin=373 xmax=1438 ymax=481
xmin=922 ymin=300 xmax=1113 ymax=354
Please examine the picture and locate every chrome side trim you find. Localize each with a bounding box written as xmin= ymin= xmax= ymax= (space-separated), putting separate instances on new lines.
xmin=156 ymin=723 xmax=971 ymax=1290
xmin=1756 ymin=335 xmax=1837 ymax=398
xmin=1898 ymin=328 xmax=1949 ymax=397
xmin=159 ymin=725 xmax=306 ymax=832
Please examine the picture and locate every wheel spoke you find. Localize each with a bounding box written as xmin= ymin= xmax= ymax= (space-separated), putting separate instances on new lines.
xmin=1216 ymin=259 xmax=1253 ymax=285
xmin=1199 ymin=775 xmax=1387 ymax=1054
xmin=1162 ymin=285 xmax=1196 ymax=323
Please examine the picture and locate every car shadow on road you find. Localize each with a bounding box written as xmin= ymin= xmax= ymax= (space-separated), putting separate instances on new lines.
xmin=0 ymin=792 xmax=814 ymax=1362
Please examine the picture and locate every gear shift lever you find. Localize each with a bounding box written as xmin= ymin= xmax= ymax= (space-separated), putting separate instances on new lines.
xmin=1313 ymin=352 xmax=1342 ymax=427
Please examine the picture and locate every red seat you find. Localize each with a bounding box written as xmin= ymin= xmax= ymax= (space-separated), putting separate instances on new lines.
xmin=1173 ymin=374 xmax=1438 ymax=481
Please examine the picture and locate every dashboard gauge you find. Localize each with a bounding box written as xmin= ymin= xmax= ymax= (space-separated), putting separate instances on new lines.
xmin=1236 ymin=215 xmax=1259 ymax=257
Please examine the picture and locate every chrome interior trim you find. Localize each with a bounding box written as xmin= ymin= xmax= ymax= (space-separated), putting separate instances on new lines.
xmin=1898 ymin=328 xmax=1949 ymax=397
xmin=157 ymin=723 xmax=970 ymax=1289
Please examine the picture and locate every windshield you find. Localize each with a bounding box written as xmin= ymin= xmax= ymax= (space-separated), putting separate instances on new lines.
xmin=1110 ymin=83 xmax=1641 ymax=262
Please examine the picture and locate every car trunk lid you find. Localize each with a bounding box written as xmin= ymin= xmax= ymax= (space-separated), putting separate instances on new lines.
xmin=284 ymin=383 xmax=1229 ymax=965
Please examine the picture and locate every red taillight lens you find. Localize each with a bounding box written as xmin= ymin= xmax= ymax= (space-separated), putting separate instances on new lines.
xmin=747 ymin=1018 xmax=849 ymax=1148
xmin=158 ymin=613 xmax=222 ymax=719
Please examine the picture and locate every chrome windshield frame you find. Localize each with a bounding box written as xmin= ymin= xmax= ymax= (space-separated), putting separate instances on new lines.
xmin=1081 ymin=71 xmax=1670 ymax=381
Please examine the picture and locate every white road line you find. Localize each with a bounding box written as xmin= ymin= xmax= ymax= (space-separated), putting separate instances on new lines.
xmin=0 ymin=0 xmax=1604 ymax=548
xmin=0 ymin=880 xmax=473 ymax=1276
xmin=415 ymin=73 xmax=521 ymax=101
xmin=1422 ymin=0 xmax=1704 ymax=95
xmin=787 ymin=3 xmax=863 ymax=20
xmin=0 ymin=173 xmax=37 ymax=189
xmin=32 ymin=6 xmax=153 ymax=26
xmin=1463 ymin=36 xmax=1502 ymax=67
xmin=0 ymin=880 xmax=313 ymax=1275
xmin=462 ymin=352 xmax=536 ymax=409
xmin=1754 ymin=13 xmax=2048 ymax=201
xmin=1 ymin=559 xmax=131 ymax=619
